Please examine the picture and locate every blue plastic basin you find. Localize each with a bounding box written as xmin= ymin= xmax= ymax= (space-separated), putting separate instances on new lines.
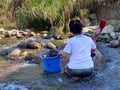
xmin=40 ymin=51 xmax=62 ymax=73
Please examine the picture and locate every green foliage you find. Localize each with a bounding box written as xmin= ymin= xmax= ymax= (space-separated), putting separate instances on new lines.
xmin=31 ymin=0 xmax=62 ymax=23
xmin=16 ymin=8 xmax=33 ymax=29
xmin=15 ymin=0 xmax=76 ymax=32
xmin=2 ymin=0 xmax=118 ymax=33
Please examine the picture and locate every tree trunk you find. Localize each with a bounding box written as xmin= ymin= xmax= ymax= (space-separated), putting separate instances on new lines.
xmin=64 ymin=10 xmax=70 ymax=34
xmin=7 ymin=0 xmax=25 ymax=22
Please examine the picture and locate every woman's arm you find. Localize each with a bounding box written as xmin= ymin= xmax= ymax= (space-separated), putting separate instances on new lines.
xmin=59 ymin=51 xmax=70 ymax=58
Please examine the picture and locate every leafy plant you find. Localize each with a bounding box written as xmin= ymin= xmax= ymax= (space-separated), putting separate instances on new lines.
xmin=16 ymin=8 xmax=33 ymax=29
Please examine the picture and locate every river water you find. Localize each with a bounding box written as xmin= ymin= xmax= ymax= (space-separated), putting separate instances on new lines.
xmin=0 ymin=38 xmax=120 ymax=90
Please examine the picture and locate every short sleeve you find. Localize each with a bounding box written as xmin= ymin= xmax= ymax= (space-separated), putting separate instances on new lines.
xmin=63 ymin=40 xmax=72 ymax=54
xmin=91 ymin=39 xmax=96 ymax=49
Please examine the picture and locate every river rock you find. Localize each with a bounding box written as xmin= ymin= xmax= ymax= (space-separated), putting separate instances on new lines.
xmin=24 ymin=54 xmax=40 ymax=64
xmin=115 ymin=23 xmax=120 ymax=32
xmin=82 ymin=18 xmax=91 ymax=26
xmin=17 ymin=41 xmax=27 ymax=49
xmin=100 ymin=33 xmax=111 ymax=43
xmin=102 ymin=25 xmax=114 ymax=34
xmin=104 ymin=34 xmax=111 ymax=43
xmin=115 ymin=32 xmax=120 ymax=37
xmin=19 ymin=31 xmax=28 ymax=37
xmin=4 ymin=31 xmax=12 ymax=38
xmin=19 ymin=51 xmax=28 ymax=60
xmin=40 ymin=31 xmax=49 ymax=34
xmin=25 ymin=29 xmax=31 ymax=32
xmin=25 ymin=30 xmax=36 ymax=37
xmin=0 ymin=34 xmax=4 ymax=38
xmin=29 ymin=31 xmax=36 ymax=37
xmin=51 ymin=34 xmax=61 ymax=40
xmin=9 ymin=48 xmax=21 ymax=56
xmin=46 ymin=42 xmax=57 ymax=49
xmin=89 ymin=13 xmax=97 ymax=20
xmin=110 ymin=32 xmax=116 ymax=40
xmin=16 ymin=33 xmax=23 ymax=38
xmin=0 ymin=28 xmax=4 ymax=31
xmin=40 ymin=42 xmax=46 ymax=47
xmin=0 ymin=28 xmax=37 ymax=39
xmin=118 ymin=36 xmax=120 ymax=41
xmin=26 ymin=41 xmax=42 ymax=49
xmin=59 ymin=35 xmax=68 ymax=40
xmin=40 ymin=31 xmax=49 ymax=38
xmin=109 ymin=40 xmax=120 ymax=48
xmin=41 ymin=33 xmax=48 ymax=39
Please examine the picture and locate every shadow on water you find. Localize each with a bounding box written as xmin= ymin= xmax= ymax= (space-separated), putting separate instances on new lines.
xmin=0 ymin=41 xmax=120 ymax=90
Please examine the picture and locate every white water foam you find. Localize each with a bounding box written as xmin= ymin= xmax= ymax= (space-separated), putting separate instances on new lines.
xmin=10 ymin=61 xmax=39 ymax=71
xmin=0 ymin=61 xmax=39 ymax=74
xmin=0 ymin=83 xmax=28 ymax=90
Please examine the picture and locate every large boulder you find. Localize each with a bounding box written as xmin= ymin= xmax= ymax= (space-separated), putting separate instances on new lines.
xmin=102 ymin=25 xmax=114 ymax=34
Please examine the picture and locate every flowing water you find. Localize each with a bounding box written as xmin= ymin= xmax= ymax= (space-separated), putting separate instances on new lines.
xmin=0 ymin=38 xmax=120 ymax=90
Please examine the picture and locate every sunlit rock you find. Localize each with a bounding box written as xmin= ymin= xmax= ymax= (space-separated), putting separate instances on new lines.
xmin=19 ymin=51 xmax=28 ymax=60
xmin=26 ymin=41 xmax=42 ymax=49
xmin=9 ymin=48 xmax=21 ymax=56
xmin=46 ymin=42 xmax=57 ymax=49
xmin=29 ymin=31 xmax=36 ymax=37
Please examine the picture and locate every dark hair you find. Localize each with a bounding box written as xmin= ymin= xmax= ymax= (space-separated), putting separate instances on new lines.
xmin=69 ymin=20 xmax=82 ymax=34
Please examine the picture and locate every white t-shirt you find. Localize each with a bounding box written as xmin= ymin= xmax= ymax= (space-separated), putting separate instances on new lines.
xmin=63 ymin=35 xmax=96 ymax=69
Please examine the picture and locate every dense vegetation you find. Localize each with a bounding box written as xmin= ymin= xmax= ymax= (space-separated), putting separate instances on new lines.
xmin=0 ymin=0 xmax=119 ymax=34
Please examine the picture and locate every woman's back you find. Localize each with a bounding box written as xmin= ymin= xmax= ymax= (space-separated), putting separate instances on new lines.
xmin=63 ymin=35 xmax=96 ymax=69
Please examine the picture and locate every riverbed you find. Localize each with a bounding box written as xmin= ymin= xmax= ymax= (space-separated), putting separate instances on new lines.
xmin=0 ymin=38 xmax=120 ymax=90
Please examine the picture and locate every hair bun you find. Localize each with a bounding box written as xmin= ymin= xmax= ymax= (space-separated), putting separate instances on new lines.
xmin=69 ymin=19 xmax=82 ymax=34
